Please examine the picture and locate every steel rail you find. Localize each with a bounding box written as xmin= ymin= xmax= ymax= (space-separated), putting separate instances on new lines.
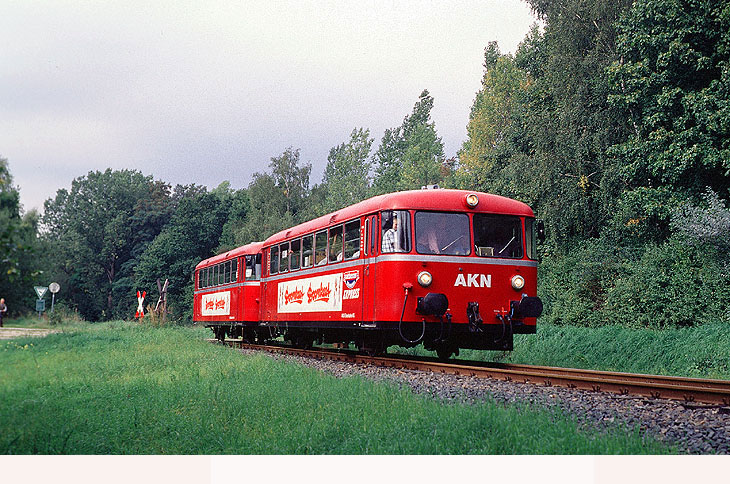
xmin=211 ymin=339 xmax=730 ymax=406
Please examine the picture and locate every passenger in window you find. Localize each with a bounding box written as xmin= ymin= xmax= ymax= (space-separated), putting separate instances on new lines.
xmin=382 ymin=214 xmax=398 ymax=252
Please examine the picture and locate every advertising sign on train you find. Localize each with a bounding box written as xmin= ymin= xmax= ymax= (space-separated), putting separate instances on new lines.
xmin=278 ymin=273 xmax=343 ymax=313
xmin=201 ymin=291 xmax=231 ymax=316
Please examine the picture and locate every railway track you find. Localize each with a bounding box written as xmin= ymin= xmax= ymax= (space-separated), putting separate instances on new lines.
xmin=211 ymin=339 xmax=730 ymax=406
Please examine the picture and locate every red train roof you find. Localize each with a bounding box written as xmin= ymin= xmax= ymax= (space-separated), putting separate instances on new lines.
xmin=195 ymin=241 xmax=264 ymax=270
xmin=263 ymin=189 xmax=534 ymax=247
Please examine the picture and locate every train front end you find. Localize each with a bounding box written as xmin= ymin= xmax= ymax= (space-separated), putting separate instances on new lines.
xmin=376 ymin=190 xmax=543 ymax=358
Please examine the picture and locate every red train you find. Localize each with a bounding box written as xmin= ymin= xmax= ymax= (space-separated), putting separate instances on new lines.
xmin=193 ymin=188 xmax=543 ymax=358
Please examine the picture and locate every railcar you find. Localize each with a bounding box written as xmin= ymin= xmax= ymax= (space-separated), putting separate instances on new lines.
xmin=194 ymin=188 xmax=543 ymax=359
xmin=193 ymin=241 xmax=263 ymax=341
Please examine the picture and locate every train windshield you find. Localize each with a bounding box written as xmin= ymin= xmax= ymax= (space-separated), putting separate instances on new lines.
xmin=473 ymin=214 xmax=523 ymax=258
xmin=415 ymin=212 xmax=470 ymax=255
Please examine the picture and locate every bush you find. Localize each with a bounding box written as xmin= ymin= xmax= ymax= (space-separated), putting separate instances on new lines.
xmin=538 ymin=236 xmax=730 ymax=328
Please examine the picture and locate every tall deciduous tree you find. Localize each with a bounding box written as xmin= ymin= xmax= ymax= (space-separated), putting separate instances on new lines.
xmin=0 ymin=157 xmax=41 ymax=314
xmin=373 ymin=90 xmax=446 ymax=193
xmin=43 ymin=169 xmax=173 ymax=320
xmin=320 ymin=128 xmax=373 ymax=213
xmin=457 ymin=42 xmax=527 ymax=190
xmin=269 ymin=147 xmax=312 ymax=216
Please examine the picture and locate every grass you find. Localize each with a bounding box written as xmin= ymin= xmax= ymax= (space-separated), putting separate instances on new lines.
xmin=0 ymin=321 xmax=671 ymax=454
xmin=394 ymin=322 xmax=730 ymax=380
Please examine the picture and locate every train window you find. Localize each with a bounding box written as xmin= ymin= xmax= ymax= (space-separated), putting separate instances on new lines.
xmin=219 ymin=263 xmax=225 ymax=285
xmin=381 ymin=210 xmax=411 ymax=253
xmin=204 ymin=268 xmax=209 ymax=288
xmin=245 ymin=255 xmax=259 ymax=280
xmin=314 ymin=230 xmax=327 ymax=266
xmin=344 ymin=220 xmax=360 ymax=260
xmin=415 ymin=212 xmax=470 ymax=256
xmin=232 ymin=258 xmax=238 ymax=282
xmin=212 ymin=265 xmax=218 ymax=286
xmin=473 ymin=214 xmax=523 ymax=258
xmin=364 ymin=219 xmax=369 ymax=257
xmin=270 ymin=246 xmax=279 ymax=274
xmin=370 ymin=215 xmax=377 ymax=254
xmin=302 ymin=234 xmax=314 ymax=268
xmin=329 ymin=225 xmax=344 ymax=263
xmin=279 ymin=242 xmax=289 ymax=273
xmin=525 ymin=218 xmax=538 ymax=260
xmin=224 ymin=261 xmax=231 ymax=284
xmin=290 ymin=238 xmax=301 ymax=271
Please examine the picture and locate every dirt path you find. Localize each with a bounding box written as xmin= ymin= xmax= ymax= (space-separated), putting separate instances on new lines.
xmin=0 ymin=327 xmax=60 ymax=340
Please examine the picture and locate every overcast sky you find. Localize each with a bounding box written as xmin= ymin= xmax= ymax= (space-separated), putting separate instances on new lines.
xmin=1 ymin=0 xmax=537 ymax=214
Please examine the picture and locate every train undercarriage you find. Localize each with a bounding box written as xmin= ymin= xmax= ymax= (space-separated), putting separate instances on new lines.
xmin=204 ymin=318 xmax=536 ymax=359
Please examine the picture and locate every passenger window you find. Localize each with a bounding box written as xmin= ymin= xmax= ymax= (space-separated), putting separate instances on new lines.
xmin=213 ymin=265 xmax=219 ymax=286
xmin=381 ymin=210 xmax=411 ymax=253
xmin=329 ymin=225 xmax=344 ymax=263
xmin=344 ymin=220 xmax=360 ymax=260
xmin=314 ymin=230 xmax=327 ymax=266
xmin=279 ymin=242 xmax=289 ymax=273
xmin=270 ymin=246 xmax=279 ymax=274
xmin=219 ymin=263 xmax=225 ymax=285
xmin=302 ymin=234 xmax=314 ymax=268
xmin=255 ymin=253 xmax=262 ymax=279
xmin=290 ymin=239 xmax=301 ymax=271
xmin=224 ymin=261 xmax=231 ymax=284
xmin=232 ymin=259 xmax=238 ymax=282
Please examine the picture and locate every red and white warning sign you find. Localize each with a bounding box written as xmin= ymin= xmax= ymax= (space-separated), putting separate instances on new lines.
xmin=136 ymin=290 xmax=146 ymax=319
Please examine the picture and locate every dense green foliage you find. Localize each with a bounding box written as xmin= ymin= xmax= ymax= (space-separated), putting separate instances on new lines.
xmin=0 ymin=157 xmax=41 ymax=315
xmin=0 ymin=324 xmax=671 ymax=454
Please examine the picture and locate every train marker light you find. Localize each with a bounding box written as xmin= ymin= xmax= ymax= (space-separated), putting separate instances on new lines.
xmin=417 ymin=271 xmax=433 ymax=287
xmin=511 ymin=275 xmax=525 ymax=291
xmin=465 ymin=193 xmax=479 ymax=208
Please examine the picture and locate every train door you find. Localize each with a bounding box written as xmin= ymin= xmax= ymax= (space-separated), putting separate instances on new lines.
xmin=362 ymin=213 xmax=378 ymax=323
xmin=242 ymin=253 xmax=262 ymax=321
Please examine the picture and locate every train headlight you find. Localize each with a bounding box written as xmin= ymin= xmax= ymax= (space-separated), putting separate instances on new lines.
xmin=511 ymin=275 xmax=525 ymax=291
xmin=465 ymin=193 xmax=479 ymax=208
xmin=417 ymin=271 xmax=433 ymax=287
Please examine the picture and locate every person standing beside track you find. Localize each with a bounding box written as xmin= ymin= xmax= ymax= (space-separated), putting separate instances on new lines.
xmin=0 ymin=298 xmax=7 ymax=327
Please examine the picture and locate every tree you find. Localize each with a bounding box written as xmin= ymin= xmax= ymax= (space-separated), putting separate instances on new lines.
xmin=607 ymin=0 xmax=730 ymax=239
xmin=456 ymin=43 xmax=527 ymax=190
xmin=320 ymin=128 xmax=373 ymax=213
xmin=135 ymin=189 xmax=230 ymax=321
xmin=42 ymin=169 xmax=174 ymax=320
xmin=465 ymin=2 xmax=633 ymax=248
xmin=269 ymin=147 xmax=311 ymax=216
xmin=0 ymin=157 xmax=42 ymax=315
xmin=373 ymin=90 xmax=446 ymax=193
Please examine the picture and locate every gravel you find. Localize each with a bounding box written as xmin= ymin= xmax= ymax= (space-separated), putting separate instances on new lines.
xmin=240 ymin=348 xmax=730 ymax=454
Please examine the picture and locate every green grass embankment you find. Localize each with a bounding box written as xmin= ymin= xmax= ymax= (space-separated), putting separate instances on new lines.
xmin=0 ymin=322 xmax=670 ymax=454
xmin=421 ymin=322 xmax=730 ymax=380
